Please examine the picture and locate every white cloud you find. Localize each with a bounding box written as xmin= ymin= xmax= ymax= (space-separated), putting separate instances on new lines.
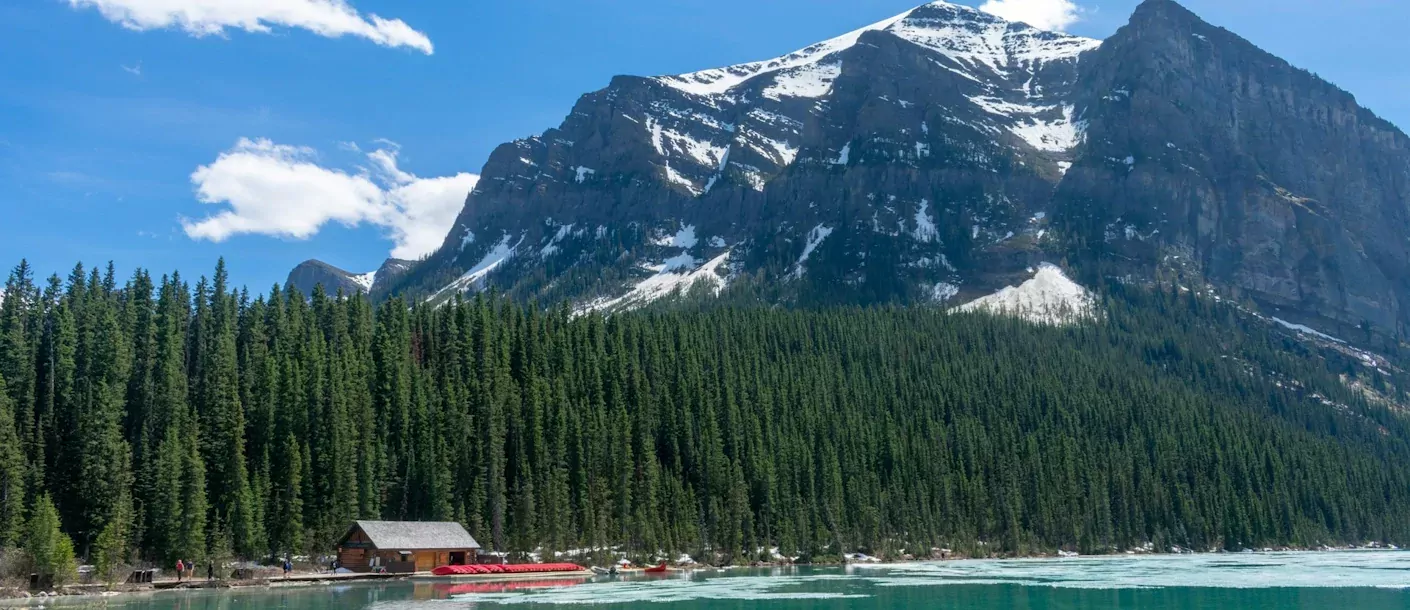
xmin=978 ymin=0 xmax=1082 ymax=32
xmin=373 ymin=148 xmax=481 ymax=260
xmin=183 ymin=138 xmax=477 ymax=260
xmin=121 ymin=61 xmax=142 ymax=76
xmin=67 ymin=0 xmax=433 ymax=54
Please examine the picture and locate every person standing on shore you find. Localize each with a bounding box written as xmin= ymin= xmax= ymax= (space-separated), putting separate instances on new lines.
xmin=283 ymin=558 xmax=293 ymax=579
xmin=207 ymin=561 xmax=214 ymax=581
xmin=175 ymin=559 xmax=184 ymax=582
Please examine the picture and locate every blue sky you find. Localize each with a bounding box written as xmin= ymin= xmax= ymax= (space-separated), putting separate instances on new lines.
xmin=2 ymin=0 xmax=1408 ymax=291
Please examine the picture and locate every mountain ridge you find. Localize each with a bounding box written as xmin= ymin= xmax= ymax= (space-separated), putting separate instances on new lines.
xmin=374 ymin=0 xmax=1104 ymax=312
xmin=315 ymin=0 xmax=1410 ymax=340
xmin=286 ymin=257 xmax=415 ymax=297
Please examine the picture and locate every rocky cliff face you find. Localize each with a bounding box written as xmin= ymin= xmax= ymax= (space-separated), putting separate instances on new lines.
xmin=362 ymin=0 xmax=1410 ymax=336
xmin=1056 ymin=0 xmax=1410 ymax=337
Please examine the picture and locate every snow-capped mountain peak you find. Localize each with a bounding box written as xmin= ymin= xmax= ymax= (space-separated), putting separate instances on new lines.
xmin=653 ymin=10 xmax=913 ymax=96
xmin=343 ymin=0 xmax=1410 ymax=338
xmin=654 ymin=1 xmax=1100 ymax=97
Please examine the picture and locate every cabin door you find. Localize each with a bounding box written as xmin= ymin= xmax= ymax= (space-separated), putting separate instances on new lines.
xmin=450 ymin=552 xmax=467 ymax=565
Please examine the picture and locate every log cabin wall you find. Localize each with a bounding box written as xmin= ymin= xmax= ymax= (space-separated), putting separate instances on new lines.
xmin=335 ymin=522 xmax=481 ymax=573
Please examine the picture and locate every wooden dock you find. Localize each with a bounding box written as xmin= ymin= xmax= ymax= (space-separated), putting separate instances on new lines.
xmin=152 ymin=571 xmax=404 ymax=590
xmin=149 ymin=568 xmax=593 ymax=591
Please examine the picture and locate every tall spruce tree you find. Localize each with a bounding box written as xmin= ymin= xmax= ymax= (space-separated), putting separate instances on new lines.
xmin=197 ymin=260 xmax=257 ymax=557
xmin=0 ymin=372 xmax=26 ymax=547
xmin=0 ymin=262 xmax=39 ymax=501
xmin=69 ymin=264 xmax=135 ymax=557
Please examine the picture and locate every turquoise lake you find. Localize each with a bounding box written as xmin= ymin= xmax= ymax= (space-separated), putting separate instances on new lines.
xmin=17 ymin=550 xmax=1409 ymax=609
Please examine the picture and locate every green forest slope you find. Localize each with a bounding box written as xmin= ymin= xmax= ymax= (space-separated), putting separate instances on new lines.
xmin=0 ymin=259 xmax=1407 ymax=571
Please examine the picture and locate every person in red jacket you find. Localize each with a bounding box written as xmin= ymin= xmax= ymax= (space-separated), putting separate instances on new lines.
xmin=175 ymin=559 xmax=185 ymax=582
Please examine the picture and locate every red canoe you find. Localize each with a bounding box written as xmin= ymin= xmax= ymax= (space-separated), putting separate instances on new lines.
xmin=643 ymin=562 xmax=669 ymax=574
xmin=431 ymin=563 xmax=584 ymax=577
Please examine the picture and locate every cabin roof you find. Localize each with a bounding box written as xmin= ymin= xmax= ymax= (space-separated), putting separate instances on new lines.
xmin=343 ymin=520 xmax=481 ymax=551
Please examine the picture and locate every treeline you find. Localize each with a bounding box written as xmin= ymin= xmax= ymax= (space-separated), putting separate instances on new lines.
xmin=0 ymin=259 xmax=1408 ymax=573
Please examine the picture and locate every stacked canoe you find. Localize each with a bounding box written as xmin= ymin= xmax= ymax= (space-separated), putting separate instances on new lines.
xmin=431 ymin=563 xmax=585 ymax=576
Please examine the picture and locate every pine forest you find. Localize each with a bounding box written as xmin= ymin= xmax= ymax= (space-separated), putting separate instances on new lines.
xmin=0 ymin=258 xmax=1407 ymax=575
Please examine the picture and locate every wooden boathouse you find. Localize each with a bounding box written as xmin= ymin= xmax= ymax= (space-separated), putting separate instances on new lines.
xmin=336 ymin=520 xmax=481 ymax=573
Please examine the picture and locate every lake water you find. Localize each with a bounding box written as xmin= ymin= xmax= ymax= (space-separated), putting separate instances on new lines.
xmin=17 ymin=550 xmax=1409 ymax=609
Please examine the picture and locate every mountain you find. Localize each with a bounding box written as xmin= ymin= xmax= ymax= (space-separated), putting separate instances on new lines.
xmin=286 ymin=257 xmax=414 ymax=297
xmin=376 ymin=1 xmax=1099 ymax=308
xmin=360 ymin=0 xmax=1409 ymax=337
xmin=1056 ymin=0 xmax=1410 ymax=339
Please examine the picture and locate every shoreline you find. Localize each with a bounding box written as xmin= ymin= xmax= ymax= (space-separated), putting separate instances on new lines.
xmin=1 ymin=545 xmax=1403 ymax=606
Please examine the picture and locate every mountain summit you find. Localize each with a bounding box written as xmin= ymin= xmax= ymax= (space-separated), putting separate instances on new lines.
xmin=375 ymin=1 xmax=1102 ymax=309
xmin=287 ymin=257 xmax=414 ymax=297
xmin=341 ymin=0 xmax=1409 ymax=338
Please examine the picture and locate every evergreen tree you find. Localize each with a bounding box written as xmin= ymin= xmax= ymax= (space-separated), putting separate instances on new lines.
xmin=0 ymin=262 xmax=39 ymax=498
xmin=92 ymin=496 xmax=132 ymax=584
xmin=196 ymin=260 xmax=257 ymax=557
xmin=26 ymin=495 xmax=76 ymax=585
xmin=270 ymin=434 xmax=305 ymax=557
xmin=0 ymin=372 xmax=25 ymax=547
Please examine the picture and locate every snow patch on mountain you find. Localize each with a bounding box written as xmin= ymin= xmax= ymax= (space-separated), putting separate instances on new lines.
xmin=1009 ymin=105 xmax=1085 ymax=152
xmin=663 ymin=163 xmax=702 ymax=195
xmin=967 ymin=96 xmax=1041 ymax=117
xmin=958 ymin=263 xmax=1093 ymax=324
xmin=790 ymin=224 xmax=834 ymax=279
xmin=834 ymin=142 xmax=852 ymax=165
xmin=654 ymin=225 xmax=699 ymax=249
xmin=887 ymin=3 xmax=1099 ymax=76
xmin=655 ymin=253 xmax=697 ymax=272
xmin=581 ymin=251 xmax=733 ymax=314
xmin=747 ymin=108 xmax=803 ymax=130
xmin=762 ymin=62 xmax=842 ymax=100
xmin=655 ymin=2 xmax=1098 ymax=98
xmin=1272 ymin=317 xmax=1346 ymax=345
xmin=931 ymin=282 xmax=960 ymax=302
xmin=733 ymin=163 xmax=768 ymax=191
xmin=967 ymin=98 xmax=1086 ymax=152
xmin=913 ymin=199 xmax=938 ymax=242
xmin=742 ymin=128 xmax=800 ymax=167
xmin=661 ymin=125 xmax=730 ymax=169
xmin=655 ymin=10 xmax=910 ymax=96
xmin=541 ymin=224 xmax=575 ymax=258
xmin=351 ymin=271 xmax=376 ymax=292
xmin=646 ymin=116 xmax=666 ymax=155
xmin=432 ymin=233 xmax=522 ymax=301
